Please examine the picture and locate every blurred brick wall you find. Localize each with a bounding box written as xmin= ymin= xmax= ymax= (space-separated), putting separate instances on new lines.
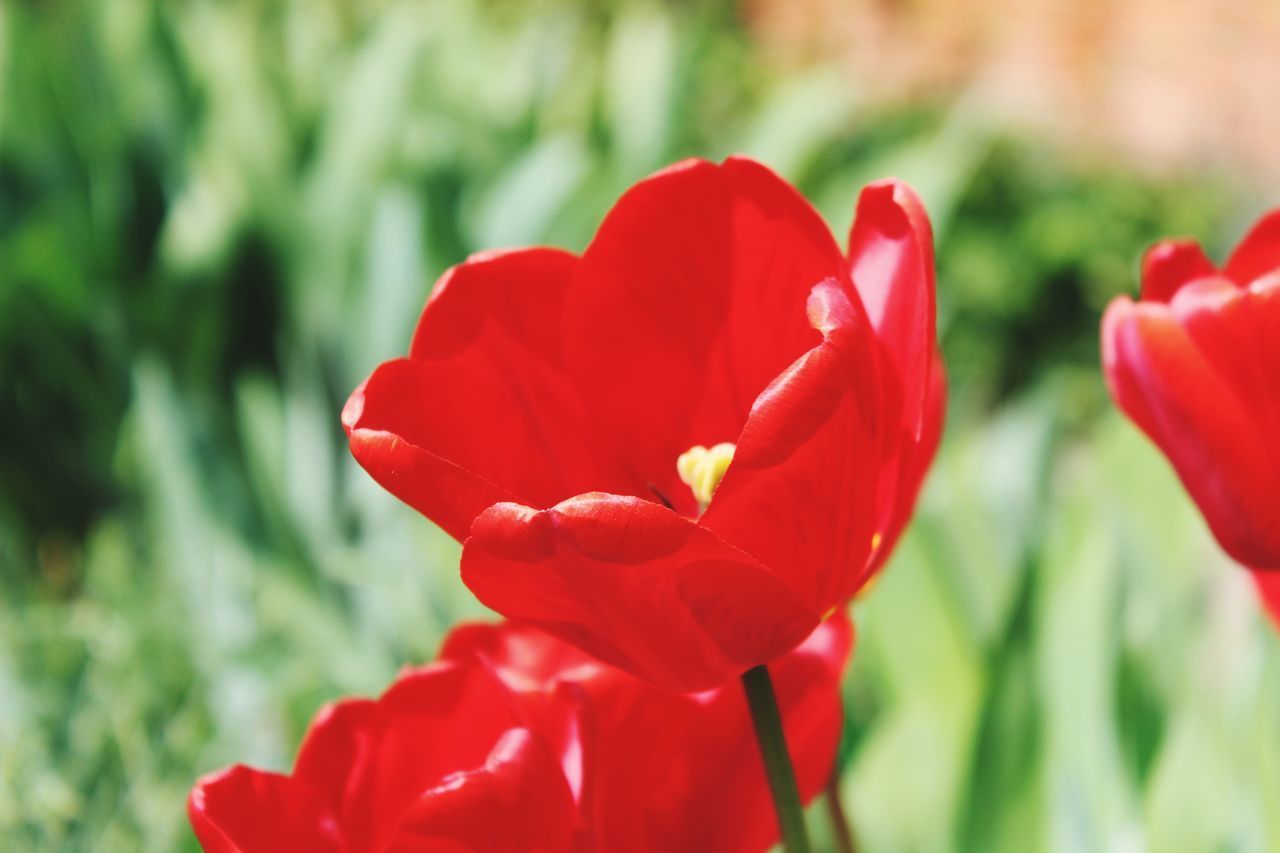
xmin=746 ymin=0 xmax=1280 ymax=183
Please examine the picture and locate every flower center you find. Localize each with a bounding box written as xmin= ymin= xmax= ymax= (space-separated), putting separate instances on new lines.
xmin=676 ymin=442 xmax=735 ymax=513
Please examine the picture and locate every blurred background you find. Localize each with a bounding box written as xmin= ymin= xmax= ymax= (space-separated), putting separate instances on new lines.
xmin=2 ymin=0 xmax=1278 ymax=849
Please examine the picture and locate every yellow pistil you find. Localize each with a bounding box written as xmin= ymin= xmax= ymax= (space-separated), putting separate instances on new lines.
xmin=677 ymin=442 xmax=736 ymax=512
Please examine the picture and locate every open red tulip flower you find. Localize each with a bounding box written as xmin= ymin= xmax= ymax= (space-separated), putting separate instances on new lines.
xmin=188 ymin=616 xmax=853 ymax=853
xmin=1102 ymin=211 xmax=1280 ymax=614
xmin=343 ymin=156 xmax=944 ymax=693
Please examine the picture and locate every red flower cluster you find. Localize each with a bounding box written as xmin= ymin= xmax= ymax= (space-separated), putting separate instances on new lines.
xmin=188 ymin=617 xmax=852 ymax=853
xmin=1103 ymin=210 xmax=1280 ymax=613
xmin=190 ymin=158 xmax=938 ymax=852
xmin=344 ymin=157 xmax=944 ymax=692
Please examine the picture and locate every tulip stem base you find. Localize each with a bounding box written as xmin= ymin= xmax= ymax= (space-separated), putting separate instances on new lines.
xmin=742 ymin=664 xmax=811 ymax=853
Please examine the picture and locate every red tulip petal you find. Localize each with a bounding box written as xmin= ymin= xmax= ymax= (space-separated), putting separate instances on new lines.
xmin=1168 ymin=277 xmax=1280 ymax=438
xmin=1102 ymin=294 xmax=1280 ymax=568
xmin=441 ymin=622 xmax=601 ymax=687
xmin=292 ymin=662 xmax=522 ymax=850
xmin=701 ymin=279 xmax=884 ymax=611
xmin=842 ymin=181 xmax=945 ymax=581
xmin=440 ymin=624 xmax=600 ymax=804
xmin=1223 ymin=209 xmax=1280 ymax=285
xmin=188 ymin=766 xmax=340 ymax=853
xmin=1140 ymin=239 xmax=1218 ymax=303
xmin=460 ymin=493 xmax=820 ymax=692
xmin=1253 ymin=570 xmax=1280 ymax=629
xmin=1101 ymin=298 xmax=1165 ymax=442
xmin=389 ymin=729 xmax=579 ymax=853
xmin=584 ymin=614 xmax=854 ymax=853
xmin=345 ymin=249 xmax=640 ymax=540
xmin=846 ymin=179 xmax=937 ymax=440
xmin=563 ymin=157 xmax=846 ymax=515
xmin=345 ymin=380 xmax=518 ymax=542
xmin=869 ymin=349 xmax=947 ymax=576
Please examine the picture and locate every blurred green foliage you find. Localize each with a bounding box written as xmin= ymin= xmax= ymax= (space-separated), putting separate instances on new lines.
xmin=1 ymin=0 xmax=1276 ymax=850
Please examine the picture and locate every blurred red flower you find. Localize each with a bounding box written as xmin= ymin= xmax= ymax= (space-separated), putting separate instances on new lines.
xmin=1102 ymin=212 xmax=1280 ymax=610
xmin=188 ymin=616 xmax=853 ymax=853
xmin=344 ymin=157 xmax=943 ymax=692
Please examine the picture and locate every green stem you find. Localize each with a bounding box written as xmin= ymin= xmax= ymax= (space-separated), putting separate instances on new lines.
xmin=741 ymin=665 xmax=811 ymax=853
xmin=825 ymin=769 xmax=857 ymax=853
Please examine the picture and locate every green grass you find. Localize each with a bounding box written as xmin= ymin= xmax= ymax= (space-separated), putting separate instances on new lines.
xmin=1 ymin=0 xmax=1276 ymax=849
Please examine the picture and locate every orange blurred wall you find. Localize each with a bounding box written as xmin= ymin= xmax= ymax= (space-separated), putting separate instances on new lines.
xmin=746 ymin=0 xmax=1280 ymax=183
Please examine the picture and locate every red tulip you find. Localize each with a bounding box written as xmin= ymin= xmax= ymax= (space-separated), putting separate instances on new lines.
xmin=188 ymin=660 xmax=583 ymax=853
xmin=188 ymin=617 xmax=853 ymax=853
xmin=443 ymin=613 xmax=853 ymax=853
xmin=344 ymin=157 xmax=943 ymax=691
xmin=1102 ymin=212 xmax=1280 ymax=576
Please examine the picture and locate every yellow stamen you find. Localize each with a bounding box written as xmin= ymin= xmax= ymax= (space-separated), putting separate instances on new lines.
xmin=677 ymin=442 xmax=736 ymax=511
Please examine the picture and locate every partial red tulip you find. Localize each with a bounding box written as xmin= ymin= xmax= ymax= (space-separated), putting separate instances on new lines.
xmin=344 ymin=156 xmax=943 ymax=692
xmin=188 ymin=659 xmax=583 ymax=853
xmin=188 ymin=617 xmax=853 ymax=853
xmin=1102 ymin=212 xmax=1280 ymax=580
xmin=443 ymin=613 xmax=853 ymax=853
